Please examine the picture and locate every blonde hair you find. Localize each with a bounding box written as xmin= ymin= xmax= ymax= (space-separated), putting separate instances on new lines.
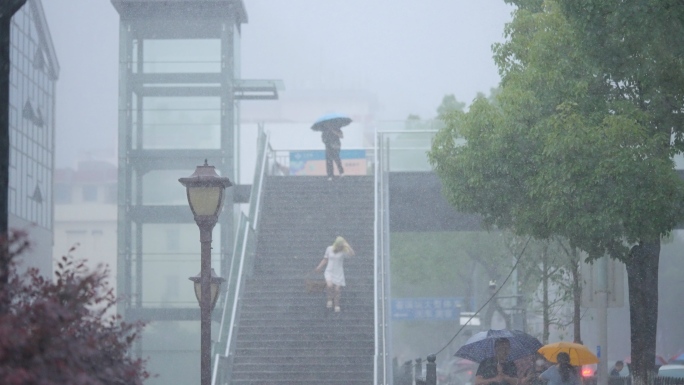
xmin=332 ymin=236 xmax=350 ymax=253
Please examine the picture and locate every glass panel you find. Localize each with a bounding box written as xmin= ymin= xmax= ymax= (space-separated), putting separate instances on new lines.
xmin=233 ymin=24 xmax=240 ymax=78
xmin=142 ymin=39 xmax=220 ymax=73
xmin=141 ymin=320 xmax=198 ymax=385
xmin=377 ymin=120 xmax=447 ymax=172
xmin=141 ymin=224 xmax=222 ymax=307
xmin=142 ymin=169 xmax=194 ymax=206
xmin=142 ymin=96 xmax=220 ymax=149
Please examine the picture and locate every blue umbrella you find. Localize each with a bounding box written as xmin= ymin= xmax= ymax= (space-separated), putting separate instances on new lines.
xmin=455 ymin=329 xmax=542 ymax=363
xmin=311 ymin=113 xmax=352 ymax=132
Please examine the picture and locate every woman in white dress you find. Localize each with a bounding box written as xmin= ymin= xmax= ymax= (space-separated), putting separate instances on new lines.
xmin=314 ymin=236 xmax=355 ymax=312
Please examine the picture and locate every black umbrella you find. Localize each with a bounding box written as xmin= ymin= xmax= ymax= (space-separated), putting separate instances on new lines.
xmin=454 ymin=329 xmax=543 ymax=363
xmin=311 ymin=113 xmax=352 ymax=132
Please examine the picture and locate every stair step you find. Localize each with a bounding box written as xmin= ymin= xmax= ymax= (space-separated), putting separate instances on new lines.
xmin=236 ymin=324 xmax=372 ymax=334
xmin=239 ymin=295 xmax=372 ymax=303
xmin=233 ymin=346 xmax=374 ymax=357
xmin=233 ymin=354 xmax=370 ymax=365
xmin=230 ymin=380 xmax=373 ymax=385
xmin=231 ymin=362 xmax=373 ymax=373
xmin=235 ymin=339 xmax=373 ymax=350
xmin=230 ymin=317 xmax=374 ymax=328
xmin=230 ymin=369 xmax=373 ymax=382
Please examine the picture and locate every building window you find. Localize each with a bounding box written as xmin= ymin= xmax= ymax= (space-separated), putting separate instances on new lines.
xmin=22 ymin=100 xmax=34 ymax=121
xmin=22 ymin=99 xmax=43 ymax=127
xmin=34 ymin=107 xmax=44 ymax=127
xmin=33 ymin=48 xmax=44 ymax=70
xmin=104 ymin=184 xmax=117 ymax=204
xmin=55 ymin=184 xmax=71 ymax=204
xmin=30 ymin=183 xmax=42 ymax=203
xmin=165 ymin=228 xmax=180 ymax=251
xmin=82 ymin=185 xmax=98 ymax=202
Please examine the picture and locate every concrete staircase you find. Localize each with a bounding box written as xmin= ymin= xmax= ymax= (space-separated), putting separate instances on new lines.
xmin=230 ymin=175 xmax=375 ymax=385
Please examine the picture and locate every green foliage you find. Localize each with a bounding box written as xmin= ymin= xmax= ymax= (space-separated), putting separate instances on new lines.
xmin=428 ymin=1 xmax=684 ymax=262
xmin=556 ymin=0 xmax=684 ymax=156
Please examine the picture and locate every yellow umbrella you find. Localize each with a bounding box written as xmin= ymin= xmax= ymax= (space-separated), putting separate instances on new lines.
xmin=538 ymin=341 xmax=600 ymax=366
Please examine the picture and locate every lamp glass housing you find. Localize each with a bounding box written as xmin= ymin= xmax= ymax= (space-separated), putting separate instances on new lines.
xmin=193 ymin=280 xmax=221 ymax=310
xmin=187 ymin=185 xmax=223 ymax=216
xmin=189 ymin=269 xmax=225 ymax=311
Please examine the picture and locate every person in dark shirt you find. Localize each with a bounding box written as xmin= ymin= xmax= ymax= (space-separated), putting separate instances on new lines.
xmin=608 ymin=361 xmax=625 ymax=385
xmin=610 ymin=361 xmax=624 ymax=377
xmin=475 ymin=338 xmax=519 ymax=385
xmin=321 ymin=127 xmax=344 ymax=180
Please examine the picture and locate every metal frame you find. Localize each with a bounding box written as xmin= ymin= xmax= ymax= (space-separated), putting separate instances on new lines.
xmin=113 ymin=6 xmax=244 ymax=382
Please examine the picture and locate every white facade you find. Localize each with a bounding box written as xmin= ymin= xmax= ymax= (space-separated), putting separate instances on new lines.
xmin=53 ymin=161 xmax=117 ymax=295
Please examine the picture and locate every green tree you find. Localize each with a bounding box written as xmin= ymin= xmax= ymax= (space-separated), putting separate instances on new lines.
xmin=550 ymin=2 xmax=684 ymax=380
xmin=428 ymin=2 xmax=684 ymax=384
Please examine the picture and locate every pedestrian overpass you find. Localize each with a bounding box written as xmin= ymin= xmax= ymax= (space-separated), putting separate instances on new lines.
xmin=210 ymin=126 xmax=481 ymax=385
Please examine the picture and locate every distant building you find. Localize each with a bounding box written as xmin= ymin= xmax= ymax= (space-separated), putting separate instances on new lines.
xmin=53 ymin=160 xmax=118 ymax=296
xmin=7 ymin=0 xmax=59 ymax=275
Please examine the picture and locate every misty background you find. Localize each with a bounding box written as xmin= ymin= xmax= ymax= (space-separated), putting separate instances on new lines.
xmin=42 ymin=0 xmax=514 ymax=169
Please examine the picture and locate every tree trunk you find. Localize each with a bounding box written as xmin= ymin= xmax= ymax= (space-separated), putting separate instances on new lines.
xmin=625 ymin=241 xmax=660 ymax=385
xmin=542 ymin=251 xmax=549 ymax=344
xmin=571 ymin=251 xmax=582 ymax=343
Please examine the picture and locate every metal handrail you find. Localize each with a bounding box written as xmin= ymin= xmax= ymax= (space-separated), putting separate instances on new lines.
xmin=374 ymin=129 xmax=381 ymax=385
xmin=250 ymin=127 xmax=270 ymax=230
xmin=211 ymin=127 xmax=270 ymax=385
xmin=374 ymin=130 xmax=394 ymax=385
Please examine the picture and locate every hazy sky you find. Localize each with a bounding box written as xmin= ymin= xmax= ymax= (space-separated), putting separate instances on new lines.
xmin=41 ymin=0 xmax=513 ymax=168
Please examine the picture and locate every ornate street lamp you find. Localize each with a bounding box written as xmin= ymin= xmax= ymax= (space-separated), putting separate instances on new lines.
xmin=188 ymin=268 xmax=225 ymax=312
xmin=179 ymin=160 xmax=231 ymax=385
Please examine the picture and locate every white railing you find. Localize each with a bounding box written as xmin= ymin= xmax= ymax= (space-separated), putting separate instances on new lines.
xmin=211 ymin=128 xmax=270 ymax=385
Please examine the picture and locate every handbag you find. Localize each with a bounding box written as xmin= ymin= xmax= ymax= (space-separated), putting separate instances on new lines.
xmin=305 ymin=270 xmax=327 ymax=293
xmin=305 ymin=279 xmax=327 ymax=293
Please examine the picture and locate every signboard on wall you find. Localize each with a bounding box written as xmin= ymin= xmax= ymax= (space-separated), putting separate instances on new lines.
xmin=391 ymin=297 xmax=462 ymax=321
xmin=289 ymin=149 xmax=367 ymax=176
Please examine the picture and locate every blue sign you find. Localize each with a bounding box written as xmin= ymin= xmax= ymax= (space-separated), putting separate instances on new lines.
xmin=391 ymin=297 xmax=462 ymax=320
xmin=289 ymin=149 xmax=367 ymax=176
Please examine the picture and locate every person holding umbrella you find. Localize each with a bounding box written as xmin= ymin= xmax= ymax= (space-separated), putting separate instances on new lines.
xmin=322 ymin=127 xmax=344 ymax=180
xmin=456 ymin=329 xmax=543 ymax=385
xmin=474 ymin=338 xmax=520 ymax=385
xmin=311 ymin=113 xmax=352 ymax=180
xmin=537 ymin=342 xmax=598 ymax=385
xmin=538 ymin=352 xmax=581 ymax=385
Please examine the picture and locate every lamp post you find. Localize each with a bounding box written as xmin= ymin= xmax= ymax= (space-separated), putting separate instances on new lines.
xmin=179 ymin=160 xmax=232 ymax=385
